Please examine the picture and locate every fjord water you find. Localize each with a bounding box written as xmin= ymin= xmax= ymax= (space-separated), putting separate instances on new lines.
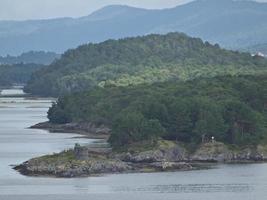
xmin=1 ymin=89 xmax=267 ymax=200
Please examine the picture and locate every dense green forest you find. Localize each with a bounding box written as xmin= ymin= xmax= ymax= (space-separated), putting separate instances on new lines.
xmin=0 ymin=51 xmax=60 ymax=65
xmin=48 ymin=75 xmax=267 ymax=147
xmin=0 ymin=63 xmax=44 ymax=86
xmin=25 ymin=33 xmax=267 ymax=96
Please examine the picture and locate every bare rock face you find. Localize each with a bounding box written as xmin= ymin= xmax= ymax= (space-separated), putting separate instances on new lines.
xmin=257 ymin=145 xmax=267 ymax=160
xmin=230 ymin=148 xmax=263 ymax=162
xmin=14 ymin=153 xmax=132 ymax=178
xmin=191 ymin=142 xmax=232 ymax=162
xmin=191 ymin=142 xmax=267 ymax=162
xmin=149 ymin=162 xmax=193 ymax=171
xmin=117 ymin=143 xmax=189 ymax=163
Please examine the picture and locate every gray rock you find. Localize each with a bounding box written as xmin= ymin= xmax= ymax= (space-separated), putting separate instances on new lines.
xmin=149 ymin=162 xmax=193 ymax=171
xmin=191 ymin=142 xmax=267 ymax=162
xmin=74 ymin=144 xmax=112 ymax=160
xmin=15 ymin=157 xmax=131 ymax=178
xmin=191 ymin=142 xmax=232 ymax=162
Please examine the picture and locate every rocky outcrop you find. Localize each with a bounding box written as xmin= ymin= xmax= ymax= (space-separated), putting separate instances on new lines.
xmin=14 ymin=141 xmax=194 ymax=177
xmin=14 ymin=150 xmax=131 ymax=178
xmin=14 ymin=141 xmax=267 ymax=178
xmin=191 ymin=142 xmax=267 ymax=162
xmin=148 ymin=162 xmax=193 ymax=171
xmin=116 ymin=145 xmax=188 ymax=163
xmin=257 ymin=145 xmax=267 ymax=160
xmin=15 ymin=158 xmax=131 ymax=178
xmin=191 ymin=142 xmax=232 ymax=162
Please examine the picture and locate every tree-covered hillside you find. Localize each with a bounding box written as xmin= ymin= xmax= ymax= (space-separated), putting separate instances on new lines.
xmin=48 ymin=75 xmax=267 ymax=147
xmin=0 ymin=63 xmax=44 ymax=86
xmin=25 ymin=33 xmax=267 ymax=96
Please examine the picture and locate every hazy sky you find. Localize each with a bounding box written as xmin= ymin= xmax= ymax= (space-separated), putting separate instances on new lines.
xmin=0 ymin=0 xmax=266 ymax=21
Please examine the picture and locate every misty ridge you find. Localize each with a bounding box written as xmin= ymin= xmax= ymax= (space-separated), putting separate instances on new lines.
xmin=0 ymin=0 xmax=267 ymax=56
xmin=0 ymin=51 xmax=60 ymax=65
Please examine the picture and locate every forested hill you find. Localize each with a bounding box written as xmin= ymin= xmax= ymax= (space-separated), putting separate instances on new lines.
xmin=0 ymin=51 xmax=60 ymax=65
xmin=48 ymin=75 xmax=267 ymax=147
xmin=0 ymin=63 xmax=44 ymax=86
xmin=25 ymin=33 xmax=267 ymax=96
xmin=0 ymin=51 xmax=59 ymax=87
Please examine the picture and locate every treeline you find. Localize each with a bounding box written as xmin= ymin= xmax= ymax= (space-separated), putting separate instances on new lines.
xmin=25 ymin=33 xmax=267 ymax=96
xmin=48 ymin=75 xmax=267 ymax=147
xmin=0 ymin=51 xmax=60 ymax=65
xmin=0 ymin=63 xmax=44 ymax=86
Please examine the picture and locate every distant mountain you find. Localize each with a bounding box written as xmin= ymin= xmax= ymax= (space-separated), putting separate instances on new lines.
xmin=0 ymin=51 xmax=60 ymax=65
xmin=24 ymin=32 xmax=267 ymax=96
xmin=1 ymin=0 xmax=267 ymax=55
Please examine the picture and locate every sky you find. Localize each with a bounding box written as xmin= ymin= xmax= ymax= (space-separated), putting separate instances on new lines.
xmin=0 ymin=0 xmax=266 ymax=21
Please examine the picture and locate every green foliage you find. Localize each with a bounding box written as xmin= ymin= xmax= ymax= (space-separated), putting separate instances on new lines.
xmin=192 ymin=98 xmax=228 ymax=143
xmin=48 ymin=75 xmax=267 ymax=147
xmin=223 ymin=100 xmax=265 ymax=145
xmin=109 ymin=110 xmax=165 ymax=146
xmin=48 ymin=102 xmax=72 ymax=124
xmin=0 ymin=63 xmax=44 ymax=86
xmin=25 ymin=33 xmax=267 ymax=96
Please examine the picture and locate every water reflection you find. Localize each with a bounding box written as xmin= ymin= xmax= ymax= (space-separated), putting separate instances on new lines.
xmin=113 ymin=183 xmax=252 ymax=193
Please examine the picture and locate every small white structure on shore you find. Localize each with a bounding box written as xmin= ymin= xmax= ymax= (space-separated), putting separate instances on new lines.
xmin=252 ymin=52 xmax=265 ymax=58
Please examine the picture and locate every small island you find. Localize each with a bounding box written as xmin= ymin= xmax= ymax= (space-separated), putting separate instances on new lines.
xmin=14 ymin=33 xmax=267 ymax=178
xmin=15 ymin=137 xmax=267 ymax=178
xmin=15 ymin=74 xmax=267 ymax=177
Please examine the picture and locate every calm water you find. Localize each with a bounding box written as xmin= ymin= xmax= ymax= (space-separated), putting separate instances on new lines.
xmin=1 ymin=89 xmax=267 ymax=200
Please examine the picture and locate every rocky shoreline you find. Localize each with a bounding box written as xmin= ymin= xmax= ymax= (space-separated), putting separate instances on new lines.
xmin=30 ymin=121 xmax=110 ymax=139
xmin=17 ymin=121 xmax=267 ymax=178
xmin=14 ymin=139 xmax=267 ymax=178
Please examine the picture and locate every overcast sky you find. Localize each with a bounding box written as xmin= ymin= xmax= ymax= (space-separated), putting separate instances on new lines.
xmin=0 ymin=0 xmax=266 ymax=21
